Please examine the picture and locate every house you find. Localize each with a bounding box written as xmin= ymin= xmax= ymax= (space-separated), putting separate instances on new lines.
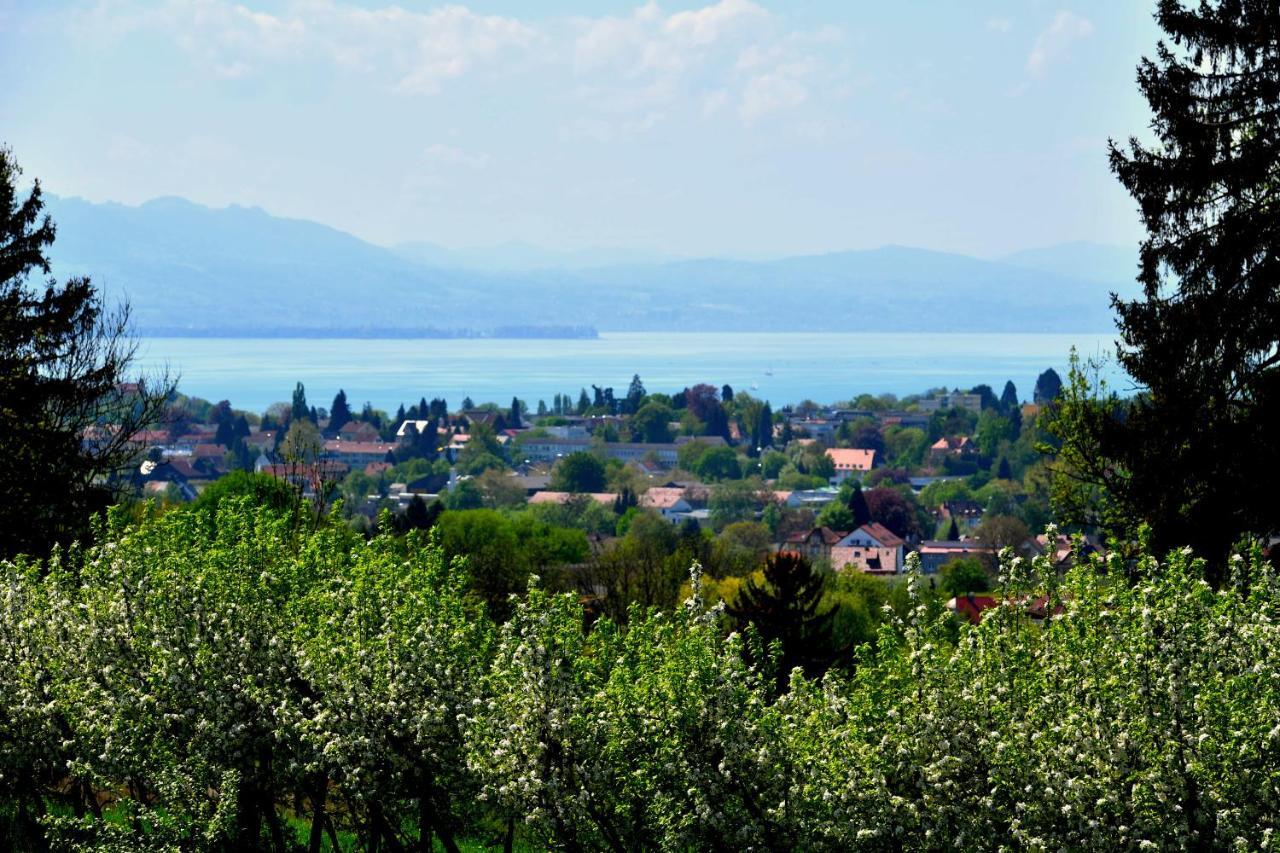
xmin=339 ymin=421 xmax=382 ymax=443
xmin=916 ymin=540 xmax=994 ymax=573
xmin=1028 ymin=533 xmax=1103 ymax=567
xmin=364 ymin=461 xmax=393 ymax=478
xmin=947 ymin=594 xmax=1002 ymax=624
xmin=640 ymin=487 xmax=693 ymax=521
xmin=831 ymin=522 xmax=905 ymax=574
xmin=528 ymin=491 xmax=618 ymax=506
xmin=825 ymin=448 xmax=877 ymax=485
xmin=918 ymin=392 xmax=983 ymax=414
xmin=782 ymin=527 xmax=847 ymax=562
xmin=775 ymin=488 xmax=840 ymax=510
xmin=928 ymin=436 xmax=972 ymax=465
xmin=323 ymin=440 xmax=396 ymax=467
xmin=938 ymin=500 xmax=984 ymax=531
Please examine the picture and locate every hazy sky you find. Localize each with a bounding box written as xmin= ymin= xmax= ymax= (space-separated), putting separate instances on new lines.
xmin=1 ymin=1 xmax=1159 ymax=256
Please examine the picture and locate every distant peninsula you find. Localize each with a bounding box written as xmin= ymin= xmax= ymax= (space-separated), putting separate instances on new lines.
xmin=139 ymin=325 xmax=600 ymax=340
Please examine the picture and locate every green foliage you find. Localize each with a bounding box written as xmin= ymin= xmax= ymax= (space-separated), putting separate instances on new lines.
xmin=816 ymin=500 xmax=855 ymax=532
xmin=549 ymin=451 xmax=607 ymax=493
xmin=691 ymin=445 xmax=743 ymax=482
xmin=939 ymin=556 xmax=990 ymax=596
xmin=187 ymin=470 xmax=298 ymax=519
xmin=5 ymin=495 xmax=1280 ymax=851
xmin=629 ymin=400 xmax=675 ymax=443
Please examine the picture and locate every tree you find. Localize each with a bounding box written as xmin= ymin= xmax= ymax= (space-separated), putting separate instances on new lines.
xmin=291 ymin=381 xmax=311 ymax=423
xmin=1033 ymin=369 xmax=1062 ymax=405
xmin=946 ymin=517 xmax=960 ymax=541
xmin=816 ymin=501 xmax=855 ymax=533
xmin=576 ymin=388 xmax=590 ymax=415
xmin=975 ymin=514 xmax=1031 ymax=555
xmin=999 ymin=380 xmax=1019 ymax=413
xmin=847 ymin=482 xmax=872 ymax=529
xmin=692 ymin=446 xmax=743 ymax=482
xmin=754 ymin=402 xmax=774 ymax=450
xmin=996 ymin=457 xmax=1013 ymax=480
xmin=630 ymin=400 xmax=675 ymax=443
xmin=864 ymin=487 xmax=921 ymax=540
xmin=939 ymin=556 xmax=990 ymax=597
xmin=721 ymin=384 xmax=734 ymax=403
xmin=624 ymin=373 xmax=646 ymax=414
xmin=550 ymin=451 xmax=606 ymax=493
xmin=330 ymin=389 xmax=353 ymax=433
xmin=969 ymin=384 xmax=999 ymax=412
xmin=507 ymin=396 xmax=522 ymax=430
xmin=1045 ymin=1 xmax=1280 ymax=573
xmin=727 ymin=552 xmax=839 ymax=692
xmin=0 ymin=147 xmax=171 ymax=558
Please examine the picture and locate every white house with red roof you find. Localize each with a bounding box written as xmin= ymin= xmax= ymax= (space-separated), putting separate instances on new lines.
xmin=825 ymin=447 xmax=877 ymax=485
xmin=831 ymin=522 xmax=905 ymax=574
xmin=639 ymin=487 xmax=693 ymax=521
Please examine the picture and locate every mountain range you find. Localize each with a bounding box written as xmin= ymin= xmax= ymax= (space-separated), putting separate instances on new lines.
xmin=42 ymin=194 xmax=1138 ymax=336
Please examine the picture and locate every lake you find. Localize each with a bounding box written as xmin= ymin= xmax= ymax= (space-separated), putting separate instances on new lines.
xmin=135 ymin=332 xmax=1129 ymax=415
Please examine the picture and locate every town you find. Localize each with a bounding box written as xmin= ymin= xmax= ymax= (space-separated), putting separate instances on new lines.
xmin=120 ymin=369 xmax=1092 ymax=623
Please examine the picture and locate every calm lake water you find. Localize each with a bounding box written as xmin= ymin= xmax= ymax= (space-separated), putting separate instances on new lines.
xmin=135 ymin=332 xmax=1129 ymax=415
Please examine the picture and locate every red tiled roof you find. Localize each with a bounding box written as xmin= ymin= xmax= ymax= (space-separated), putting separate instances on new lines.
xmin=826 ymin=448 xmax=876 ymax=471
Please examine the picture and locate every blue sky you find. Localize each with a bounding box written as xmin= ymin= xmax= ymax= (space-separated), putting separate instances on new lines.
xmin=1 ymin=1 xmax=1159 ymax=257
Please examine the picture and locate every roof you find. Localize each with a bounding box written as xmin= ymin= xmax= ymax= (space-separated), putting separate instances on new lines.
xmin=930 ymin=436 xmax=971 ymax=452
xmin=192 ymin=443 xmax=225 ymax=459
xmin=784 ymin=526 xmax=847 ymax=546
xmin=640 ymin=487 xmax=689 ymax=510
xmin=395 ymin=419 xmax=436 ymax=437
xmin=918 ymin=540 xmax=993 ymax=554
xmin=857 ymin=521 xmax=904 ymax=548
xmin=826 ymin=448 xmax=876 ymax=471
xmin=947 ymin=594 xmax=1002 ymax=624
xmin=323 ymin=440 xmax=396 ymax=455
xmin=528 ymin=491 xmax=618 ymax=506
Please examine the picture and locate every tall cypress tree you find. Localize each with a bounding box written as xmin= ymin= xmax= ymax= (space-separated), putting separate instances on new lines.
xmin=847 ymin=482 xmax=871 ymax=529
xmin=999 ymin=381 xmax=1019 ymax=413
xmin=509 ymin=396 xmax=522 ymax=430
xmin=329 ymin=389 xmax=352 ymax=433
xmin=1050 ymin=1 xmax=1280 ymax=572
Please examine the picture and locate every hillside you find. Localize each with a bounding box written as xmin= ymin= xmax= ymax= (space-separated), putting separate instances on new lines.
xmin=44 ymin=195 xmax=1136 ymax=335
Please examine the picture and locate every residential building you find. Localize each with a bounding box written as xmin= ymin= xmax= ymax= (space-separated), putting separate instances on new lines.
xmin=826 ymin=448 xmax=877 ymax=485
xmin=916 ymin=540 xmax=994 ymax=573
xmin=831 ymin=522 xmax=905 ymax=573
xmin=918 ymin=393 xmax=983 ymax=414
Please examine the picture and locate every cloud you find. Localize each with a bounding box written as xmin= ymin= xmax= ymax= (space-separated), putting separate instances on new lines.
xmin=1027 ymin=10 xmax=1094 ymax=77
xmin=986 ymin=17 xmax=1012 ymax=34
xmin=65 ymin=0 xmax=846 ymax=126
xmin=74 ymin=0 xmax=536 ymax=94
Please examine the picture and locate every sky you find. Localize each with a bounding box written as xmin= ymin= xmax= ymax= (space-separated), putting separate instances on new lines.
xmin=0 ymin=0 xmax=1161 ymax=257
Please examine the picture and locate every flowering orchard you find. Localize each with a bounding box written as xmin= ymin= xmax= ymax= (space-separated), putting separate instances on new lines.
xmin=1 ymin=499 xmax=1278 ymax=851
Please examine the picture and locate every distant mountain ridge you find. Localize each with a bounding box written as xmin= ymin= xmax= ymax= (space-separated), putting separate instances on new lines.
xmin=42 ymin=194 xmax=1137 ymax=336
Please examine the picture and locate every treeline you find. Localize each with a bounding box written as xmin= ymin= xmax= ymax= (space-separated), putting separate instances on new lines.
xmin=2 ymin=498 xmax=1277 ymax=851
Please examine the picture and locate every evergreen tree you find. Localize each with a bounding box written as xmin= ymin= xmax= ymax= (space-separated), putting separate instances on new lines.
xmin=233 ymin=414 xmax=251 ymax=442
xmin=946 ymin=517 xmax=960 ymax=541
xmin=625 ymin=374 xmax=646 ymax=414
xmin=721 ymin=384 xmax=734 ymax=403
xmin=727 ymin=552 xmax=839 ymax=693
xmin=509 ymin=397 xmax=522 ymax=430
xmin=997 ymin=457 xmax=1012 ymax=480
xmin=537 ymin=399 xmax=548 ymax=416
xmin=1049 ymin=1 xmax=1280 ymax=572
xmin=0 ymin=147 xmax=171 ymax=557
xmin=576 ymin=388 xmax=590 ymax=415
xmin=329 ymin=389 xmax=352 ymax=433
xmin=999 ymin=380 xmax=1019 ymax=413
xmin=395 ymin=403 xmax=406 ymax=425
xmin=1033 ymin=369 xmax=1062 ymax=405
xmin=755 ymin=402 xmax=774 ymax=450
xmin=291 ymin=382 xmax=310 ymax=423
xmin=461 ymin=396 xmax=474 ymax=410
xmin=847 ymin=482 xmax=871 ymax=529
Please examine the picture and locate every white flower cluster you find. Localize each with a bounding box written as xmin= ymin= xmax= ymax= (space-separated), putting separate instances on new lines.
xmin=2 ymin=501 xmax=1278 ymax=851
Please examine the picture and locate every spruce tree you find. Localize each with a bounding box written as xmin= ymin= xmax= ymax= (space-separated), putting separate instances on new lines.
xmin=329 ymin=389 xmax=352 ymax=433
xmin=727 ymin=551 xmax=838 ymax=692
xmin=509 ymin=396 xmax=522 ymax=430
xmin=999 ymin=381 xmax=1019 ymax=413
xmin=947 ymin=517 xmax=960 ymax=541
xmin=847 ymin=482 xmax=872 ymax=529
xmin=291 ymin=382 xmax=310 ymax=423
xmin=1050 ymin=1 xmax=1280 ymax=571
xmin=0 ymin=147 xmax=171 ymax=557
